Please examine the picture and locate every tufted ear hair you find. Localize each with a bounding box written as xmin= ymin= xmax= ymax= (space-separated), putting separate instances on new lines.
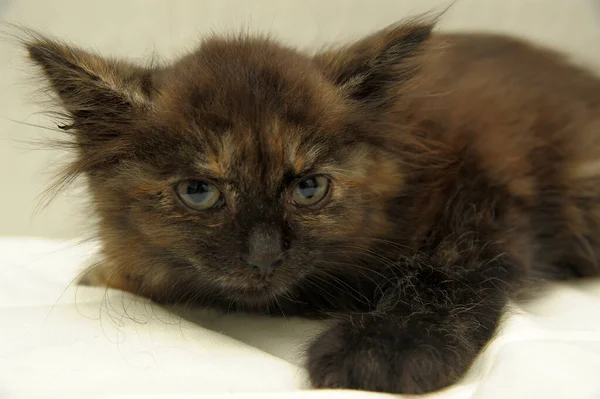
xmin=22 ymin=31 xmax=163 ymax=183
xmin=24 ymin=32 xmax=155 ymax=143
xmin=314 ymin=18 xmax=436 ymax=102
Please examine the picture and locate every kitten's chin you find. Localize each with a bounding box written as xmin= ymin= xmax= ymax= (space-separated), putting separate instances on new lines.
xmin=226 ymin=283 xmax=290 ymax=307
xmin=211 ymin=277 xmax=296 ymax=309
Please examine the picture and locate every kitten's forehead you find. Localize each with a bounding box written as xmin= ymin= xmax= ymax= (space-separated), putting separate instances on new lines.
xmin=193 ymin=117 xmax=329 ymax=186
xmin=153 ymin=35 xmax=359 ymax=190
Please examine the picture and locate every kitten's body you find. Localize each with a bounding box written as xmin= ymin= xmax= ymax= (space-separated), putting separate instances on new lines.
xmin=24 ymin=19 xmax=600 ymax=394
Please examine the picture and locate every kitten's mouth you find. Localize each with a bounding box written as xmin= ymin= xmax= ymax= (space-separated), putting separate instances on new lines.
xmin=191 ymin=255 xmax=303 ymax=306
xmin=239 ymin=274 xmax=288 ymax=293
xmin=215 ymin=265 xmax=297 ymax=305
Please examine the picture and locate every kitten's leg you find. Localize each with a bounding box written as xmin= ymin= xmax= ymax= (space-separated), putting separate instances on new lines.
xmin=78 ymin=262 xmax=141 ymax=295
xmin=307 ymin=241 xmax=518 ymax=394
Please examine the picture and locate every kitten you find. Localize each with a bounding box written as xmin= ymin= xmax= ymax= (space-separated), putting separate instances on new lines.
xmin=23 ymin=16 xmax=600 ymax=394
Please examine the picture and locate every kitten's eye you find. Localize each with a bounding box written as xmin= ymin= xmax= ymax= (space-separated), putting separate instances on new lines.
xmin=176 ymin=180 xmax=223 ymax=210
xmin=292 ymin=175 xmax=330 ymax=207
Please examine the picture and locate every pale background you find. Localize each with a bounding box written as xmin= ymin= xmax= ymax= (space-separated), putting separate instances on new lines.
xmin=1 ymin=0 xmax=600 ymax=239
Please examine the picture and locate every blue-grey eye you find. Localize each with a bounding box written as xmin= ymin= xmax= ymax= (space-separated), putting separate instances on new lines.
xmin=292 ymin=175 xmax=330 ymax=206
xmin=176 ymin=180 xmax=222 ymax=210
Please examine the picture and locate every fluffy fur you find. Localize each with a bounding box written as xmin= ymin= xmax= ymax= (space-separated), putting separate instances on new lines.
xmin=23 ymin=17 xmax=600 ymax=394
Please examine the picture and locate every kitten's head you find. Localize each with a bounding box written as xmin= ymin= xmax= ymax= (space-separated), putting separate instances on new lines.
xmin=25 ymin=20 xmax=434 ymax=306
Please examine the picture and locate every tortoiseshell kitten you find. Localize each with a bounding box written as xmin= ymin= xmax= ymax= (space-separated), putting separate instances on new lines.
xmin=23 ymin=16 xmax=600 ymax=394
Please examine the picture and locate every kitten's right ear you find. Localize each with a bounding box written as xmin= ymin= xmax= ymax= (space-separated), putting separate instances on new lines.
xmin=314 ymin=18 xmax=436 ymax=103
xmin=24 ymin=33 xmax=154 ymax=133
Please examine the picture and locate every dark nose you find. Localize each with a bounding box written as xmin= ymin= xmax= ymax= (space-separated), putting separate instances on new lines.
xmin=246 ymin=256 xmax=281 ymax=276
xmin=246 ymin=223 xmax=283 ymax=276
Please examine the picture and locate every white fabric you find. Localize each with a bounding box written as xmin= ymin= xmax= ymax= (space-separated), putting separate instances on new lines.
xmin=1 ymin=238 xmax=600 ymax=399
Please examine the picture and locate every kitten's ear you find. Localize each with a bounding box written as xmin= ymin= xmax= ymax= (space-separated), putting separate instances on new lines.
xmin=24 ymin=34 xmax=154 ymax=131
xmin=314 ymin=19 xmax=435 ymax=101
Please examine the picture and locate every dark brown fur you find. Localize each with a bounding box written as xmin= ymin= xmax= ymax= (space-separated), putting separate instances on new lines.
xmin=22 ymin=18 xmax=600 ymax=394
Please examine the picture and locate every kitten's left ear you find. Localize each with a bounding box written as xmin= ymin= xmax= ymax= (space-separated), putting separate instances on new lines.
xmin=24 ymin=33 xmax=154 ymax=129
xmin=314 ymin=18 xmax=435 ymax=102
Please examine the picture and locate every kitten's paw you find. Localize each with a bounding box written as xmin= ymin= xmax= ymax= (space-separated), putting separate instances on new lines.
xmin=307 ymin=315 xmax=467 ymax=394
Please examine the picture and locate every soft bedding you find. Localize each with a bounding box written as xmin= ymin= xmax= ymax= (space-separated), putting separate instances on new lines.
xmin=0 ymin=237 xmax=600 ymax=398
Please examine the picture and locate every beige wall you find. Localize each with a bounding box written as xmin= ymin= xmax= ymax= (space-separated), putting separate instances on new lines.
xmin=2 ymin=0 xmax=600 ymax=239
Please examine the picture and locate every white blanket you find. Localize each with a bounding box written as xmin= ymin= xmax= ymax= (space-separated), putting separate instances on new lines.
xmin=1 ymin=238 xmax=600 ymax=399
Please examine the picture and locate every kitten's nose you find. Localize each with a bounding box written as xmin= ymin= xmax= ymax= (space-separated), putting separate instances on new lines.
xmin=246 ymin=223 xmax=284 ymax=276
xmin=246 ymin=256 xmax=281 ymax=276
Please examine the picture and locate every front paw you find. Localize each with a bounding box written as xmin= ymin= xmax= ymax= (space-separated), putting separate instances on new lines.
xmin=307 ymin=315 xmax=470 ymax=394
